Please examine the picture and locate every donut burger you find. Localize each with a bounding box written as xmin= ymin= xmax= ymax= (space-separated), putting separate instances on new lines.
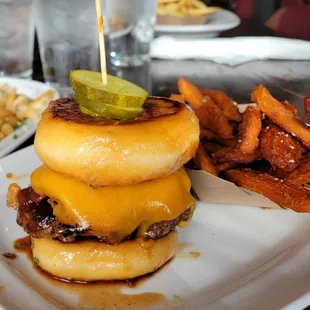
xmin=7 ymin=73 xmax=199 ymax=282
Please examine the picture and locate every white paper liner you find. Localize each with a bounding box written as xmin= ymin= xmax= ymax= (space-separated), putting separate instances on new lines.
xmin=187 ymin=169 xmax=281 ymax=209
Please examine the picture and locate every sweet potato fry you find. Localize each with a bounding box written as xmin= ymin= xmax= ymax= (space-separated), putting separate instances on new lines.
xmin=193 ymin=143 xmax=218 ymax=176
xmin=201 ymin=94 xmax=218 ymax=107
xmin=237 ymin=106 xmax=262 ymax=154
xmin=200 ymin=127 xmax=237 ymax=147
xmin=203 ymin=141 xmax=225 ymax=155
xmin=178 ymin=77 xmax=203 ymax=109
xmin=216 ymin=162 xmax=239 ymax=173
xmin=195 ymin=104 xmax=234 ymax=139
xmin=271 ymin=168 xmax=290 ymax=179
xmin=251 ymin=85 xmax=310 ymax=148
xmin=218 ymin=138 xmax=237 ymax=148
xmin=304 ymin=94 xmax=310 ymax=123
xmin=282 ymin=100 xmax=300 ymax=119
xmin=285 ymin=153 xmax=310 ymax=186
xmin=200 ymin=127 xmax=216 ymax=140
xmin=213 ymin=147 xmax=262 ymax=164
xmin=260 ymin=125 xmax=303 ymax=172
xmin=225 ymin=169 xmax=310 ymax=212
xmin=201 ymin=89 xmax=242 ymax=122
xmin=178 ymin=78 xmax=234 ymax=139
xmin=169 ymin=93 xmax=185 ymax=103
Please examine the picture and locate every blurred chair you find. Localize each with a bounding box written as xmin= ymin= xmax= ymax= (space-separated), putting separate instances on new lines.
xmin=233 ymin=0 xmax=310 ymax=40
xmin=234 ymin=0 xmax=280 ymax=22
xmin=266 ymin=0 xmax=310 ymax=40
xmin=225 ymin=0 xmax=279 ymax=36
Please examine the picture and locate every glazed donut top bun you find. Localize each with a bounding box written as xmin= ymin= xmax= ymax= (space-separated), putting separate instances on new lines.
xmin=34 ymin=97 xmax=199 ymax=186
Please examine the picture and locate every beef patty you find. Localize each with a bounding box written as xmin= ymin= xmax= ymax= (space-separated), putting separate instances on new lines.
xmin=16 ymin=187 xmax=192 ymax=244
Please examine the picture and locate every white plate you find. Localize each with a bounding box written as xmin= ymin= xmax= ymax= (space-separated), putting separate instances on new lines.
xmin=1 ymin=146 xmax=310 ymax=310
xmin=0 ymin=78 xmax=59 ymax=158
xmin=155 ymin=9 xmax=240 ymax=38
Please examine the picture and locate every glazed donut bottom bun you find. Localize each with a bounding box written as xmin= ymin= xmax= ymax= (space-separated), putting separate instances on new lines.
xmin=31 ymin=231 xmax=178 ymax=282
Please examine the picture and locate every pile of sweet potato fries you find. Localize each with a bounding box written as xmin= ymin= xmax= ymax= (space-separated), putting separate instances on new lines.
xmin=173 ymin=77 xmax=310 ymax=212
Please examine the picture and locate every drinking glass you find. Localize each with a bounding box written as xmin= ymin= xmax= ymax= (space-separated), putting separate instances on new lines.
xmin=34 ymin=0 xmax=101 ymax=95
xmin=0 ymin=0 xmax=34 ymax=78
xmin=107 ymin=0 xmax=158 ymax=67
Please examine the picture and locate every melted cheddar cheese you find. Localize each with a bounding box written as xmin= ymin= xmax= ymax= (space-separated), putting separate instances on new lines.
xmin=31 ymin=166 xmax=195 ymax=241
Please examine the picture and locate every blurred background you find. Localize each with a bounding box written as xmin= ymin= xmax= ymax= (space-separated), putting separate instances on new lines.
xmin=1 ymin=0 xmax=310 ymax=110
xmin=30 ymin=0 xmax=310 ymax=82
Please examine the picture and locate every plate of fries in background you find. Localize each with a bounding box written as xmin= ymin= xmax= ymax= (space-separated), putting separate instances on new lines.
xmin=173 ymin=77 xmax=310 ymax=212
xmin=155 ymin=0 xmax=240 ymax=37
xmin=0 ymin=78 xmax=59 ymax=158
xmin=157 ymin=0 xmax=220 ymax=25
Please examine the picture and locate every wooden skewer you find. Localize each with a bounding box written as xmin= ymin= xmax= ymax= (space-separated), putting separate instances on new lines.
xmin=95 ymin=0 xmax=107 ymax=85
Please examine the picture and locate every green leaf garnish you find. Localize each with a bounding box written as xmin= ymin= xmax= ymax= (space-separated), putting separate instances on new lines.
xmin=16 ymin=120 xmax=26 ymax=129
xmin=33 ymin=256 xmax=39 ymax=265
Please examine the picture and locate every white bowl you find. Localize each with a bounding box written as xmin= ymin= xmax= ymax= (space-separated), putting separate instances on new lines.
xmin=0 ymin=77 xmax=59 ymax=158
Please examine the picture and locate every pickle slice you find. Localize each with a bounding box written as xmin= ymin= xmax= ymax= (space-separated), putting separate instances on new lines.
xmin=70 ymin=70 xmax=148 ymax=108
xmin=76 ymin=92 xmax=143 ymax=120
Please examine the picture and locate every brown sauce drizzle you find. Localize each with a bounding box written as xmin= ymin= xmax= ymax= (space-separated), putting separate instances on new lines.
xmin=6 ymin=172 xmax=29 ymax=181
xmin=50 ymin=97 xmax=181 ymax=125
xmin=177 ymin=242 xmax=201 ymax=260
xmin=2 ymin=253 xmax=17 ymax=260
xmin=14 ymin=236 xmax=32 ymax=256
xmin=188 ymin=251 xmax=201 ymax=259
xmin=260 ymin=206 xmax=272 ymax=210
xmin=12 ymin=236 xmax=181 ymax=309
